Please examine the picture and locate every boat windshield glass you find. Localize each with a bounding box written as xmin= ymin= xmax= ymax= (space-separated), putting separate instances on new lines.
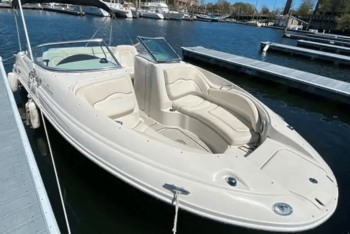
xmin=32 ymin=39 xmax=120 ymax=71
xmin=137 ymin=37 xmax=181 ymax=63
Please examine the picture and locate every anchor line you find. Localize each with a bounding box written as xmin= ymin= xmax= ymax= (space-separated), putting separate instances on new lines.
xmin=40 ymin=110 xmax=72 ymax=234
xmin=172 ymin=191 xmax=180 ymax=234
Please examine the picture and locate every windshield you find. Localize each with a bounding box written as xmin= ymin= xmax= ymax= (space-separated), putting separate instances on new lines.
xmin=32 ymin=39 xmax=120 ymax=71
xmin=137 ymin=37 xmax=181 ymax=63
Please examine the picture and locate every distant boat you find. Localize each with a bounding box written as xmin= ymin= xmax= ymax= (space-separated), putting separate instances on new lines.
xmin=74 ymin=5 xmax=109 ymax=17
xmin=103 ymin=0 xmax=133 ymax=18
xmin=195 ymin=14 xmax=212 ymax=22
xmin=246 ymin=20 xmax=263 ymax=27
xmin=164 ymin=11 xmax=184 ymax=20
xmin=140 ymin=9 xmax=164 ymax=19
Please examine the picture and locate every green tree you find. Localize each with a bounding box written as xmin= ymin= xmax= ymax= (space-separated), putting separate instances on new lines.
xmin=296 ymin=0 xmax=316 ymax=15
xmin=336 ymin=0 xmax=350 ymax=31
xmin=232 ymin=2 xmax=255 ymax=14
xmin=261 ymin=5 xmax=270 ymax=14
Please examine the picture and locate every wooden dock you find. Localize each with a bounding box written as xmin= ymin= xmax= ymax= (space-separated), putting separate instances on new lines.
xmin=283 ymin=33 xmax=350 ymax=48
xmin=297 ymin=40 xmax=350 ymax=56
xmin=0 ymin=57 xmax=60 ymax=234
xmin=181 ymin=46 xmax=350 ymax=105
xmin=260 ymin=41 xmax=350 ymax=65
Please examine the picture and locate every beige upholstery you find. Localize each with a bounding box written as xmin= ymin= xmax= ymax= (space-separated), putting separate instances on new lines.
xmin=111 ymin=46 xmax=138 ymax=79
xmin=76 ymin=76 xmax=139 ymax=128
xmin=163 ymin=65 xmax=260 ymax=146
xmin=208 ymin=89 xmax=260 ymax=132
xmin=164 ymin=67 xmax=210 ymax=99
xmin=173 ymin=95 xmax=259 ymax=146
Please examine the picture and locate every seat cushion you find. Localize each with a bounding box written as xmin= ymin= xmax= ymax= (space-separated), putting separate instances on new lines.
xmin=164 ymin=67 xmax=210 ymax=100
xmin=173 ymin=95 xmax=259 ymax=146
xmin=76 ymin=77 xmax=136 ymax=120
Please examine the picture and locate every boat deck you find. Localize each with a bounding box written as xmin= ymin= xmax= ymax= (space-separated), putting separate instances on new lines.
xmin=261 ymin=41 xmax=350 ymax=65
xmin=0 ymin=57 xmax=60 ymax=234
xmin=182 ymin=46 xmax=350 ymax=105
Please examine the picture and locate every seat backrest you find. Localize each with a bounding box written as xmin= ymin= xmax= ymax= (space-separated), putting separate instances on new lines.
xmin=208 ymin=89 xmax=260 ymax=132
xmin=163 ymin=66 xmax=211 ymax=100
xmin=76 ymin=76 xmax=138 ymax=121
xmin=111 ymin=45 xmax=138 ymax=68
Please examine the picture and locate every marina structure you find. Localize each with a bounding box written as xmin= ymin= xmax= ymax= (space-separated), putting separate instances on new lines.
xmin=0 ymin=57 xmax=60 ymax=234
xmin=260 ymin=41 xmax=350 ymax=65
xmin=283 ymin=33 xmax=350 ymax=48
xmin=182 ymin=46 xmax=350 ymax=105
xmin=297 ymin=40 xmax=350 ymax=56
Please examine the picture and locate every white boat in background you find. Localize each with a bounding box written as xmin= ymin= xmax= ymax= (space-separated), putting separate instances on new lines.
xmin=103 ymin=0 xmax=133 ymax=18
xmin=195 ymin=14 xmax=212 ymax=22
xmin=140 ymin=9 xmax=164 ymax=19
xmin=164 ymin=11 xmax=184 ymax=20
xmin=74 ymin=5 xmax=109 ymax=17
xmin=8 ymin=0 xmax=339 ymax=232
xmin=246 ymin=20 xmax=263 ymax=27
xmin=140 ymin=0 xmax=169 ymax=19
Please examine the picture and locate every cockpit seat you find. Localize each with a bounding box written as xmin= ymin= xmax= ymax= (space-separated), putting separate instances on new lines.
xmin=111 ymin=45 xmax=138 ymax=79
xmin=75 ymin=76 xmax=140 ymax=128
xmin=142 ymin=63 xmax=260 ymax=147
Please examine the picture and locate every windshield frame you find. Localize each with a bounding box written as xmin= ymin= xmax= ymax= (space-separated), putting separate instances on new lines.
xmin=32 ymin=39 xmax=121 ymax=73
xmin=137 ymin=36 xmax=182 ymax=63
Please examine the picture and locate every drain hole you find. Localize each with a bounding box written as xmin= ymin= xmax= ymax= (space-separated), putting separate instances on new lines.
xmin=315 ymin=198 xmax=325 ymax=206
xmin=169 ymin=108 xmax=175 ymax=112
xmin=326 ymin=175 xmax=334 ymax=183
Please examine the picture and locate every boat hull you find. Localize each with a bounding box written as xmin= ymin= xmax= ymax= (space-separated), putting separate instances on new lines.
xmin=140 ymin=12 xmax=164 ymax=19
xmin=12 ymin=48 xmax=338 ymax=233
xmin=164 ymin=12 xmax=184 ymax=20
xmin=112 ymin=8 xmax=133 ymax=18
xmin=74 ymin=5 xmax=109 ymax=17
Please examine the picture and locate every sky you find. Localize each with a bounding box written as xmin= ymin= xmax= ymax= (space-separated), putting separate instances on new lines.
xmin=205 ymin=0 xmax=304 ymax=11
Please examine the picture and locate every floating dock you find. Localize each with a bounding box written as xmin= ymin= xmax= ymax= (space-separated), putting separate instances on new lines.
xmin=283 ymin=33 xmax=350 ymax=48
xmin=297 ymin=40 xmax=350 ymax=56
xmin=307 ymin=33 xmax=350 ymax=43
xmin=182 ymin=46 xmax=350 ymax=105
xmin=260 ymin=41 xmax=350 ymax=65
xmin=0 ymin=57 xmax=60 ymax=234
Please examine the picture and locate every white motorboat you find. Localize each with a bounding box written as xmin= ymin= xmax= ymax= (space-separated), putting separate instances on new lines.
xmin=8 ymin=0 xmax=338 ymax=232
xmin=140 ymin=0 xmax=169 ymax=19
xmin=182 ymin=13 xmax=192 ymax=21
xmin=140 ymin=9 xmax=164 ymax=19
xmin=103 ymin=0 xmax=133 ymax=18
xmin=164 ymin=11 xmax=184 ymax=20
xmin=74 ymin=4 xmax=109 ymax=17
xmin=246 ymin=20 xmax=263 ymax=27
xmin=195 ymin=14 xmax=212 ymax=22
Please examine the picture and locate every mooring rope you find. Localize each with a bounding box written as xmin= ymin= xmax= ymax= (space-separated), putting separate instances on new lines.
xmin=113 ymin=17 xmax=134 ymax=45
xmin=172 ymin=191 xmax=180 ymax=234
xmin=40 ymin=110 xmax=72 ymax=234
xmin=1 ymin=55 xmax=16 ymax=62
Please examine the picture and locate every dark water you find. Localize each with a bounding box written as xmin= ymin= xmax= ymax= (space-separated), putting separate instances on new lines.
xmin=1 ymin=9 xmax=350 ymax=234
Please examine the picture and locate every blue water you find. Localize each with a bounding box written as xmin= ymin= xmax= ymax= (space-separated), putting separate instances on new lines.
xmin=1 ymin=9 xmax=350 ymax=234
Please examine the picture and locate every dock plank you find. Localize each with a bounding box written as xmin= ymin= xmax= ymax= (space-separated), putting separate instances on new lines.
xmin=182 ymin=46 xmax=350 ymax=104
xmin=0 ymin=57 xmax=60 ymax=234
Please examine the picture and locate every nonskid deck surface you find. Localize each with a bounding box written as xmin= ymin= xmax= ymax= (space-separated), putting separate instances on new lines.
xmin=140 ymin=111 xmax=212 ymax=153
xmin=0 ymin=63 xmax=59 ymax=233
